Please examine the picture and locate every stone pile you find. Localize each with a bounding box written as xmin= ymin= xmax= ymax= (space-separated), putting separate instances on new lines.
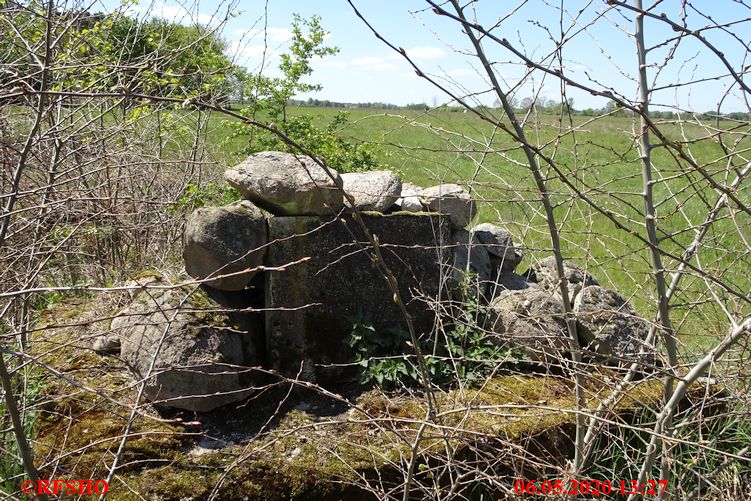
xmin=99 ymin=151 xmax=655 ymax=412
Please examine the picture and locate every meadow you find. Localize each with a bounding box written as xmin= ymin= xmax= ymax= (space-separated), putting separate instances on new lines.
xmin=193 ymin=105 xmax=750 ymax=353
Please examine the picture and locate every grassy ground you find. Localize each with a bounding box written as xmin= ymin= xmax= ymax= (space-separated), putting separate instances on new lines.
xmin=200 ymin=105 xmax=750 ymax=352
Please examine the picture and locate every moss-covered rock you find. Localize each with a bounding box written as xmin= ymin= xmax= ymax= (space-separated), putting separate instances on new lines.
xmin=26 ymin=292 xmax=720 ymax=500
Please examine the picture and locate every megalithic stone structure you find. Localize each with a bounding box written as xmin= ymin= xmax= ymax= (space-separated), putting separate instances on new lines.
xmin=264 ymin=213 xmax=451 ymax=383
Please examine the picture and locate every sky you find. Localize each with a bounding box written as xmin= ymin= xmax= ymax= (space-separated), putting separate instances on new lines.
xmin=101 ymin=0 xmax=750 ymax=112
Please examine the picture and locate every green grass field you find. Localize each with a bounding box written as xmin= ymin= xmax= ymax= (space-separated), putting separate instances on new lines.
xmin=193 ymin=105 xmax=749 ymax=351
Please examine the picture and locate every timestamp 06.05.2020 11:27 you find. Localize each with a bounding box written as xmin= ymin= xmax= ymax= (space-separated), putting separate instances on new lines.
xmin=514 ymin=478 xmax=669 ymax=496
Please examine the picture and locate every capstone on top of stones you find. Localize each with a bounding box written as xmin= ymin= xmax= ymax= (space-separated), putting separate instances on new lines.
xmin=224 ymin=151 xmax=344 ymax=216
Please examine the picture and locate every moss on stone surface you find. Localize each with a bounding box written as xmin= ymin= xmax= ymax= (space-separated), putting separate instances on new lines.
xmin=26 ymin=291 xmax=714 ymax=500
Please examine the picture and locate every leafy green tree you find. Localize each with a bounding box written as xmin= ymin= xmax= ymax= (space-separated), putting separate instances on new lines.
xmin=235 ymin=14 xmax=381 ymax=173
xmin=241 ymin=14 xmax=338 ymax=122
xmin=54 ymin=13 xmax=234 ymax=103
xmin=272 ymin=14 xmax=338 ymax=122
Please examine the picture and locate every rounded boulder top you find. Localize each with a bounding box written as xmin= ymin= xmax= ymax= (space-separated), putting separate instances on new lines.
xmin=224 ymin=151 xmax=344 ymax=216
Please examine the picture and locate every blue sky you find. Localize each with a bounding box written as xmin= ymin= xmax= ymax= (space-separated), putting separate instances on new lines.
xmin=105 ymin=0 xmax=749 ymax=112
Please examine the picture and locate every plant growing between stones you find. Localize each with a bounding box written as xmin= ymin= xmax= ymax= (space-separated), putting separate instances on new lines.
xmin=346 ymin=294 xmax=522 ymax=389
xmin=167 ymin=182 xmax=240 ymax=214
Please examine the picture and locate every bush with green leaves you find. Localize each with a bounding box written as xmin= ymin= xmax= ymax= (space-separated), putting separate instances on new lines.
xmin=167 ymin=182 xmax=240 ymax=214
xmin=346 ymin=297 xmax=525 ymax=390
xmin=248 ymin=111 xmax=383 ymax=174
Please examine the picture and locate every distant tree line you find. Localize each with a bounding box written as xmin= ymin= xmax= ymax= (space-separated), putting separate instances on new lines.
xmin=286 ymin=96 xmax=750 ymax=119
xmin=286 ymin=98 xmax=401 ymax=109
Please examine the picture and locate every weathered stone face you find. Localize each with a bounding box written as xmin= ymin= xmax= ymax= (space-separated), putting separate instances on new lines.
xmin=471 ymin=223 xmax=522 ymax=273
xmin=265 ymin=213 xmax=451 ymax=383
xmin=527 ymin=256 xmax=599 ymax=305
xmin=450 ymin=229 xmax=491 ymax=299
xmin=183 ymin=201 xmax=267 ymax=291
xmin=395 ymin=182 xmax=424 ymax=212
xmin=419 ymin=184 xmax=477 ymax=229
xmin=341 ymin=170 xmax=402 ymax=212
xmin=115 ymin=284 xmax=262 ymax=412
xmin=224 ymin=151 xmax=344 ymax=216
xmin=486 ymin=288 xmax=570 ymax=364
xmin=574 ymin=285 xmax=652 ymax=364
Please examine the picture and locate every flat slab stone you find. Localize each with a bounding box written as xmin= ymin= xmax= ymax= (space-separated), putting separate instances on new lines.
xmin=265 ymin=213 xmax=451 ymax=383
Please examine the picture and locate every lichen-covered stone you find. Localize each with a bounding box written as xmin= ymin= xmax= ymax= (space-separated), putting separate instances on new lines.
xmin=450 ymin=229 xmax=491 ymax=299
xmin=419 ymin=183 xmax=476 ymax=229
xmin=527 ymin=256 xmax=599 ymax=305
xmin=487 ymin=288 xmax=570 ymax=364
xmin=341 ymin=170 xmax=402 ymax=212
xmin=114 ymin=281 xmax=262 ymax=411
xmin=265 ymin=213 xmax=451 ymax=383
xmin=395 ymin=182 xmax=424 ymax=212
xmin=224 ymin=151 xmax=343 ymax=216
xmin=471 ymin=223 xmax=522 ymax=273
xmin=574 ymin=285 xmax=652 ymax=364
xmin=183 ymin=200 xmax=267 ymax=291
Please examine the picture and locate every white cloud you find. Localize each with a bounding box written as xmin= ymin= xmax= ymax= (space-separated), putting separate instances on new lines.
xmin=409 ymin=46 xmax=447 ymax=60
xmin=317 ymin=59 xmax=348 ymax=70
xmin=237 ymin=44 xmax=269 ymax=58
xmin=227 ymin=39 xmax=284 ymax=71
xmin=351 ymin=57 xmax=396 ymax=71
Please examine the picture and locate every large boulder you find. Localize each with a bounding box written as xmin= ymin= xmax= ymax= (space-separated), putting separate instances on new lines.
xmin=471 ymin=223 xmax=522 ymax=273
xmin=486 ymin=288 xmax=571 ymax=364
xmin=574 ymin=285 xmax=652 ymax=364
xmin=487 ymin=271 xmax=535 ymax=301
xmin=341 ymin=170 xmax=402 ymax=212
xmin=265 ymin=213 xmax=451 ymax=383
xmin=92 ymin=273 xmax=164 ymax=355
xmin=395 ymin=182 xmax=424 ymax=212
xmin=526 ymin=256 xmax=599 ymax=305
xmin=183 ymin=201 xmax=267 ymax=291
xmin=114 ymin=282 xmax=262 ymax=412
xmin=419 ymin=184 xmax=476 ymax=229
xmin=450 ymin=229 xmax=491 ymax=299
xmin=224 ymin=151 xmax=344 ymax=216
